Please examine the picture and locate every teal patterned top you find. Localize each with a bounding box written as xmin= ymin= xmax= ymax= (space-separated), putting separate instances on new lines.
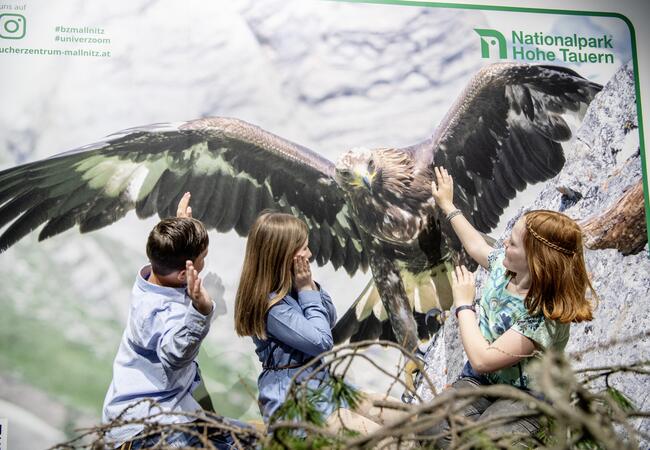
xmin=476 ymin=249 xmax=570 ymax=389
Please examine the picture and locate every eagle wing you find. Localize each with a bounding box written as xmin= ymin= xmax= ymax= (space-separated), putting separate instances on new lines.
xmin=0 ymin=117 xmax=367 ymax=274
xmin=427 ymin=63 xmax=602 ymax=232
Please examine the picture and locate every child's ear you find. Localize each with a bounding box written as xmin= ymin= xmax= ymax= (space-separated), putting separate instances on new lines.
xmin=177 ymin=269 xmax=187 ymax=283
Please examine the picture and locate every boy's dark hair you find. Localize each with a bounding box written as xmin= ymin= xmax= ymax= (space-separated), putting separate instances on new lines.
xmin=146 ymin=217 xmax=209 ymax=276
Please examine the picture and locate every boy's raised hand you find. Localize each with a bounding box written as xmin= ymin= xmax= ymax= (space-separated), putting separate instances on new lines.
xmin=177 ymin=192 xmax=193 ymax=218
xmin=451 ymin=265 xmax=476 ymax=308
xmin=431 ymin=167 xmax=455 ymax=215
xmin=186 ymin=260 xmax=213 ymax=315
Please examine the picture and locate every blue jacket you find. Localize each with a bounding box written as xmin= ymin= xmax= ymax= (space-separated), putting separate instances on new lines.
xmin=252 ymin=285 xmax=337 ymax=422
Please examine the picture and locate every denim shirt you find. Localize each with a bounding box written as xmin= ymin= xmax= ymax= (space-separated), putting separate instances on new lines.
xmin=102 ymin=265 xmax=215 ymax=446
xmin=253 ymin=285 xmax=337 ymax=422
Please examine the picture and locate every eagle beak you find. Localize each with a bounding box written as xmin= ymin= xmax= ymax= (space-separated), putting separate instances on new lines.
xmin=362 ymin=174 xmax=373 ymax=192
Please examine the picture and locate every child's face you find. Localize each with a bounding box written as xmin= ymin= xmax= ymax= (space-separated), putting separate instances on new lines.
xmin=294 ymin=239 xmax=312 ymax=261
xmin=192 ymin=248 xmax=209 ymax=273
xmin=503 ymin=218 xmax=528 ymax=274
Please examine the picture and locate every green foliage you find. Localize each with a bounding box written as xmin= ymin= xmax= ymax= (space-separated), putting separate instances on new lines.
xmin=271 ymin=373 xmax=363 ymax=426
xmin=265 ymin=431 xmax=343 ymax=450
xmin=272 ymin=382 xmax=327 ymax=427
xmin=604 ymin=386 xmax=635 ymax=412
xmin=534 ymin=416 xmax=554 ymax=446
xmin=266 ymin=373 xmax=366 ymax=449
xmin=574 ymin=439 xmax=604 ymax=450
xmin=535 ymin=412 xmax=606 ymax=450
xmin=330 ymin=374 xmax=364 ymax=411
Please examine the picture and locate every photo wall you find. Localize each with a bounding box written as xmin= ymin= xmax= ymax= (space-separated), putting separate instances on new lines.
xmin=0 ymin=1 xmax=647 ymax=448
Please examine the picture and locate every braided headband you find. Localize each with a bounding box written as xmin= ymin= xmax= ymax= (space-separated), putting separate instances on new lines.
xmin=525 ymin=217 xmax=576 ymax=255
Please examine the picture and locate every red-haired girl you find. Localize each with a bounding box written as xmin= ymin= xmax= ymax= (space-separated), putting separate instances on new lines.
xmin=429 ymin=166 xmax=597 ymax=446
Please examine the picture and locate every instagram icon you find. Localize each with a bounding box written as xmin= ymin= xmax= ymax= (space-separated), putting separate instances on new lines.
xmin=0 ymin=13 xmax=26 ymax=39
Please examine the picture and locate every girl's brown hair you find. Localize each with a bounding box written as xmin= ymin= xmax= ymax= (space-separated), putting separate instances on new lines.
xmin=234 ymin=212 xmax=308 ymax=339
xmin=517 ymin=210 xmax=597 ymax=323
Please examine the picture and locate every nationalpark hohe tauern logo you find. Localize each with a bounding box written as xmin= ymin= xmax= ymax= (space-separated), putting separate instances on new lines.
xmin=475 ymin=28 xmax=615 ymax=64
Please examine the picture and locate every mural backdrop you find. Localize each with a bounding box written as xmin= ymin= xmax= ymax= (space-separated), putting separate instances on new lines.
xmin=0 ymin=1 xmax=645 ymax=448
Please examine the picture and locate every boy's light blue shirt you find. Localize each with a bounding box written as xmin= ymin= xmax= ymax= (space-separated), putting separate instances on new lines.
xmin=102 ymin=265 xmax=215 ymax=446
xmin=253 ymin=286 xmax=337 ymax=422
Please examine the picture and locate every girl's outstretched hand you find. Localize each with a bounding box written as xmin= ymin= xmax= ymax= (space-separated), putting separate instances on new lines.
xmin=293 ymin=256 xmax=317 ymax=292
xmin=186 ymin=260 xmax=213 ymax=315
xmin=451 ymin=265 xmax=476 ymax=308
xmin=431 ymin=167 xmax=455 ymax=214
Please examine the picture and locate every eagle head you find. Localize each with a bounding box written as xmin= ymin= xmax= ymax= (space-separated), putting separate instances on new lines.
xmin=335 ymin=147 xmax=382 ymax=193
xmin=335 ymin=147 xmax=415 ymax=198
xmin=335 ymin=147 xmax=426 ymax=244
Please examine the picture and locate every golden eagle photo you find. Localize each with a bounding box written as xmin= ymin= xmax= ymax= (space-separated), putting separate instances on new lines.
xmin=0 ymin=1 xmax=644 ymax=446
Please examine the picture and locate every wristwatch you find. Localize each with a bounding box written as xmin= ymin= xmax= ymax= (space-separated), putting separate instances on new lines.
xmin=454 ymin=304 xmax=476 ymax=318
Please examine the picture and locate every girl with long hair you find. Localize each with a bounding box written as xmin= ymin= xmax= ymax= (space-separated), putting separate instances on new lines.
xmin=234 ymin=212 xmax=390 ymax=433
xmin=428 ymin=167 xmax=597 ymax=446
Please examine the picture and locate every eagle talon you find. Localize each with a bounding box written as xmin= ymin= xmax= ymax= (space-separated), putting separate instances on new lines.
xmin=402 ymin=354 xmax=425 ymax=404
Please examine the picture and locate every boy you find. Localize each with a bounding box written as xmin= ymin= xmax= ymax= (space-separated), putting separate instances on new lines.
xmin=102 ymin=193 xmax=248 ymax=449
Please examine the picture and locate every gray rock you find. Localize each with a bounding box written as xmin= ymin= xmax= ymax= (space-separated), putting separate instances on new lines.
xmin=419 ymin=60 xmax=650 ymax=444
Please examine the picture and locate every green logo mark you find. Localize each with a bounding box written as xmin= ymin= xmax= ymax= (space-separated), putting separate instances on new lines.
xmin=475 ymin=28 xmax=507 ymax=59
xmin=0 ymin=13 xmax=26 ymax=39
